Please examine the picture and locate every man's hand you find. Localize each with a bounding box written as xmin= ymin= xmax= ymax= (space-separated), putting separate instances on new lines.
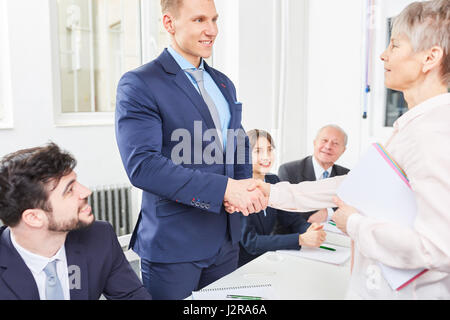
xmin=223 ymin=200 xmax=236 ymax=214
xmin=331 ymin=197 xmax=359 ymax=235
xmin=299 ymin=223 xmax=326 ymax=247
xmin=307 ymin=208 xmax=328 ymax=223
xmin=224 ymin=178 xmax=268 ymax=216
xmin=246 ymin=179 xmax=270 ymax=198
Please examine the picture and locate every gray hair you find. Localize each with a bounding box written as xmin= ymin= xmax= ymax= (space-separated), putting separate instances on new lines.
xmin=316 ymin=124 xmax=348 ymax=147
xmin=391 ymin=0 xmax=450 ymax=86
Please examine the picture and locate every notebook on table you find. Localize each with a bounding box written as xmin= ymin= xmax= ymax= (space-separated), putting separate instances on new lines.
xmin=191 ymin=284 xmax=275 ymax=300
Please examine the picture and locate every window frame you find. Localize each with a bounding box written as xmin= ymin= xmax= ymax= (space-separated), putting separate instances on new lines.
xmin=49 ymin=0 xmax=144 ymax=127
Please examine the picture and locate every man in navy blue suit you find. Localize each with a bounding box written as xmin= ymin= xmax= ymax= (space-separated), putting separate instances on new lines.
xmin=0 ymin=143 xmax=151 ymax=300
xmin=115 ymin=0 xmax=266 ymax=300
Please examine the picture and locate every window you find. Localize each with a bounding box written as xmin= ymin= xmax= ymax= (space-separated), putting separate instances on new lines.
xmin=53 ymin=0 xmax=142 ymax=124
xmin=384 ymin=17 xmax=408 ymax=127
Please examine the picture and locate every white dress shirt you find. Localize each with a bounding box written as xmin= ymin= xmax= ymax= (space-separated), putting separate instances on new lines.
xmin=311 ymin=156 xmax=334 ymax=221
xmin=10 ymin=231 xmax=70 ymax=300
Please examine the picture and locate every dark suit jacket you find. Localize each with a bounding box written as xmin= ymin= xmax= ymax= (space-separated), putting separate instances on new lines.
xmin=0 ymin=221 xmax=151 ymax=300
xmin=115 ymin=49 xmax=251 ymax=264
xmin=238 ymin=174 xmax=311 ymax=267
xmin=277 ymin=156 xmax=350 ymax=221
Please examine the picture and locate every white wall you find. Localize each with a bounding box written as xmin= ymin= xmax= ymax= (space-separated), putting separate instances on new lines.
xmin=215 ymin=0 xmax=309 ymax=172
xmin=304 ymin=0 xmax=366 ymax=169
xmin=215 ymin=0 xmax=368 ymax=171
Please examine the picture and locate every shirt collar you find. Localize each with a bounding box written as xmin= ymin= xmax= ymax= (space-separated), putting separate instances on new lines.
xmin=394 ymin=93 xmax=450 ymax=131
xmin=10 ymin=231 xmax=66 ymax=274
xmin=167 ymin=46 xmax=205 ymax=71
xmin=312 ymin=156 xmax=331 ymax=180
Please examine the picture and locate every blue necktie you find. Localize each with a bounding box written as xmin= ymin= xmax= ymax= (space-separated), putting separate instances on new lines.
xmin=43 ymin=260 xmax=64 ymax=300
xmin=322 ymin=171 xmax=329 ymax=179
xmin=185 ymin=69 xmax=224 ymax=148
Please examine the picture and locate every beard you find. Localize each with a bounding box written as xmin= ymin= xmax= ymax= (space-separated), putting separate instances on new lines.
xmin=46 ymin=201 xmax=95 ymax=232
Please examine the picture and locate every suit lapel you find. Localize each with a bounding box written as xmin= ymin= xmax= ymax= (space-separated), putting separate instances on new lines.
xmin=303 ymin=156 xmax=317 ymax=181
xmin=330 ymin=165 xmax=338 ymax=178
xmin=0 ymin=228 xmax=40 ymax=300
xmin=204 ymin=63 xmax=236 ymax=127
xmin=158 ymin=49 xmax=218 ymax=132
xmin=173 ymin=71 xmax=218 ymax=132
xmin=204 ymin=62 xmax=243 ymax=157
xmin=65 ymin=231 xmax=89 ymax=300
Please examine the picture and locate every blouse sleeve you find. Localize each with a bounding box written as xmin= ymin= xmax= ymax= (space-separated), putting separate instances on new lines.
xmin=268 ymin=176 xmax=346 ymax=212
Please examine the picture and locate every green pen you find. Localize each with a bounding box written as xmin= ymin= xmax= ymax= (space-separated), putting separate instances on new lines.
xmin=320 ymin=245 xmax=336 ymax=252
xmin=328 ymin=221 xmax=336 ymax=226
xmin=226 ymin=294 xmax=263 ymax=300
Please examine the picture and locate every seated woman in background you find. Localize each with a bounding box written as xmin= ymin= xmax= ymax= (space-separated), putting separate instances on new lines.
xmin=237 ymin=129 xmax=326 ymax=267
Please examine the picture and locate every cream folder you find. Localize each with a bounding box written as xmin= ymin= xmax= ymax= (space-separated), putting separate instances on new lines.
xmin=337 ymin=143 xmax=427 ymax=291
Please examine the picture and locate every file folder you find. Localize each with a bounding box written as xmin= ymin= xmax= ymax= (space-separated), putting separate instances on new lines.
xmin=337 ymin=143 xmax=427 ymax=291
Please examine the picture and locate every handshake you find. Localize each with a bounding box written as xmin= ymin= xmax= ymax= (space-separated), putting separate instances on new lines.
xmin=223 ymin=178 xmax=271 ymax=216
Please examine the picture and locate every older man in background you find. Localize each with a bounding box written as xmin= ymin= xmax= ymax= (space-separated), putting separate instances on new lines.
xmin=278 ymin=125 xmax=349 ymax=223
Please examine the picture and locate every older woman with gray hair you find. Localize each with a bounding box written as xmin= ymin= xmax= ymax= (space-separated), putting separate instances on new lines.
xmin=251 ymin=0 xmax=450 ymax=299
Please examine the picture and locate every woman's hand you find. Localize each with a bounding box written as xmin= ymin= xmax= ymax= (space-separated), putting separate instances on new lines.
xmin=331 ymin=197 xmax=359 ymax=235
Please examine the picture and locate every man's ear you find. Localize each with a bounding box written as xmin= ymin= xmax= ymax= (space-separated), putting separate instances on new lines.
xmin=162 ymin=13 xmax=176 ymax=35
xmin=422 ymin=46 xmax=444 ymax=73
xmin=21 ymin=209 xmax=46 ymax=228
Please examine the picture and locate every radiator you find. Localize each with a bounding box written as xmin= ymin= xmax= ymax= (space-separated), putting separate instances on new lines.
xmin=88 ymin=184 xmax=133 ymax=236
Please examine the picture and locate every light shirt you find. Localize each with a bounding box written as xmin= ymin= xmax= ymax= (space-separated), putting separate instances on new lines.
xmin=311 ymin=156 xmax=332 ymax=181
xmin=311 ymin=156 xmax=334 ymax=221
xmin=10 ymin=231 xmax=70 ymax=300
xmin=269 ymin=92 xmax=450 ymax=299
xmin=167 ymin=46 xmax=231 ymax=148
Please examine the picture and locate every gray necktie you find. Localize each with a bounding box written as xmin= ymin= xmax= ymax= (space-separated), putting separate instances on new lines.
xmin=43 ymin=260 xmax=64 ymax=300
xmin=185 ymin=69 xmax=223 ymax=147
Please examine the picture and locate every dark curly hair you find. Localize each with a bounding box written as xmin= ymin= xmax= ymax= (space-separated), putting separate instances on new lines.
xmin=0 ymin=143 xmax=77 ymax=227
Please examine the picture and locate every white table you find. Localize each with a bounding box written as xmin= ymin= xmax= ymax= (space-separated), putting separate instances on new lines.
xmin=196 ymin=232 xmax=352 ymax=300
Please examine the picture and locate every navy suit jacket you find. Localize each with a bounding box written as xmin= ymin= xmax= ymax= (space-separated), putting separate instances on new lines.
xmin=0 ymin=221 xmax=151 ymax=300
xmin=115 ymin=49 xmax=252 ymax=263
xmin=238 ymin=174 xmax=311 ymax=266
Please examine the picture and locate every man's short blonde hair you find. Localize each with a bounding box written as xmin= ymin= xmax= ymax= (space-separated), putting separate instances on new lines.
xmin=391 ymin=0 xmax=450 ymax=86
xmin=161 ymin=0 xmax=183 ymax=15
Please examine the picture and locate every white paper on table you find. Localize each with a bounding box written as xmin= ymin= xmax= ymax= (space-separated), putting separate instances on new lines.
xmin=336 ymin=143 xmax=426 ymax=290
xmin=323 ymin=221 xmax=345 ymax=235
xmin=324 ymin=230 xmax=351 ymax=248
xmin=277 ymin=244 xmax=351 ymax=265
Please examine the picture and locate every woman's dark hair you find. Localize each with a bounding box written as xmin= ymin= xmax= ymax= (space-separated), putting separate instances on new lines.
xmin=0 ymin=143 xmax=76 ymax=227
xmin=246 ymin=129 xmax=276 ymax=150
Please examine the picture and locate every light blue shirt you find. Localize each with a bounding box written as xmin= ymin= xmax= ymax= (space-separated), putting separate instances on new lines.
xmin=10 ymin=231 xmax=70 ymax=300
xmin=312 ymin=156 xmax=334 ymax=221
xmin=167 ymin=46 xmax=231 ymax=148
